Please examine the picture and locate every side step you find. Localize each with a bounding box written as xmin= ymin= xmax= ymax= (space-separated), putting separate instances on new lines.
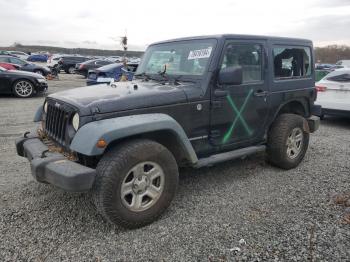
xmin=194 ymin=145 xmax=266 ymax=168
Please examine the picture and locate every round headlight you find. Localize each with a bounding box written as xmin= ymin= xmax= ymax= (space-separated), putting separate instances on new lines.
xmin=43 ymin=102 xmax=48 ymax=113
xmin=72 ymin=113 xmax=80 ymax=131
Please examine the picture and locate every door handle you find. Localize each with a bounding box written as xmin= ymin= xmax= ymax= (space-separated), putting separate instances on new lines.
xmin=254 ymin=90 xmax=268 ymax=97
xmin=214 ymin=89 xmax=228 ymax=97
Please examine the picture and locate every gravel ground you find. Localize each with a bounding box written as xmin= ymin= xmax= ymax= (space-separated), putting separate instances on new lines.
xmin=0 ymin=74 xmax=349 ymax=261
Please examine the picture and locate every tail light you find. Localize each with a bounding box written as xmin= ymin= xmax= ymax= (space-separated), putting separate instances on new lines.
xmin=315 ymin=85 xmax=327 ymax=92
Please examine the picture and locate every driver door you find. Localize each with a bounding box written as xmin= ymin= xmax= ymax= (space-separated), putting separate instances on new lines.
xmin=210 ymin=40 xmax=270 ymax=149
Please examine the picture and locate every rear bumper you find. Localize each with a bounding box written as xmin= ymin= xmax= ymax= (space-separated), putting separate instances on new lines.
xmin=15 ymin=132 xmax=96 ymax=192
xmin=307 ymin=115 xmax=320 ymax=133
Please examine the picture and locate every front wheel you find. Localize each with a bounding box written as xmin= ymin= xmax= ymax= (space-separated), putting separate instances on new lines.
xmin=93 ymin=139 xmax=179 ymax=228
xmin=267 ymin=114 xmax=309 ymax=170
xmin=13 ymin=80 xmax=34 ymax=98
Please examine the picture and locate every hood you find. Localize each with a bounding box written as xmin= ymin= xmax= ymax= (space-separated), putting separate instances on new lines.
xmin=49 ymin=80 xmax=192 ymax=116
xmin=6 ymin=69 xmax=45 ymax=78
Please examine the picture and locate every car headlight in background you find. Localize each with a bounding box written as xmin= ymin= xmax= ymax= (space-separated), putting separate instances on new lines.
xmin=72 ymin=113 xmax=80 ymax=131
xmin=43 ymin=101 xmax=48 ymax=113
xmin=37 ymin=78 xmax=47 ymax=83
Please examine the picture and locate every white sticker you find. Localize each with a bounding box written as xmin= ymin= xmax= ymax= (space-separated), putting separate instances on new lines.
xmin=188 ymin=47 xmax=212 ymax=60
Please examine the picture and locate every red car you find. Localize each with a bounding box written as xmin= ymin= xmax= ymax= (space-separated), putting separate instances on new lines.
xmin=0 ymin=62 xmax=17 ymax=70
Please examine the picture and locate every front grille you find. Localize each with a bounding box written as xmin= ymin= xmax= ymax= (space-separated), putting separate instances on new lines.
xmin=45 ymin=102 xmax=72 ymax=146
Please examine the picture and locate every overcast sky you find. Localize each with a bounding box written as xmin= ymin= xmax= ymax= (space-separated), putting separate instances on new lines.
xmin=0 ymin=0 xmax=349 ymax=50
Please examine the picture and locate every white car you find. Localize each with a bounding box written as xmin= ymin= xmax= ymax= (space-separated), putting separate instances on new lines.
xmin=315 ymin=68 xmax=350 ymax=118
xmin=8 ymin=51 xmax=29 ymax=60
xmin=47 ymin=55 xmax=63 ymax=68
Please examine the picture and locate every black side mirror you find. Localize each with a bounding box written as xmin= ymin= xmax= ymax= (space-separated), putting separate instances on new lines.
xmin=218 ymin=66 xmax=243 ymax=85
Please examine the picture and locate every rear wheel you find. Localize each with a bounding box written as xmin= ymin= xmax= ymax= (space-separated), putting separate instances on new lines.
xmin=93 ymin=139 xmax=179 ymax=228
xmin=13 ymin=80 xmax=34 ymax=98
xmin=267 ymin=114 xmax=309 ymax=170
xmin=67 ymin=66 xmax=75 ymax=74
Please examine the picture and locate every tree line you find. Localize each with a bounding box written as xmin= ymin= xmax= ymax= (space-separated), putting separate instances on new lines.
xmin=314 ymin=45 xmax=350 ymax=64
xmin=0 ymin=43 xmax=144 ymax=57
xmin=2 ymin=43 xmax=350 ymax=64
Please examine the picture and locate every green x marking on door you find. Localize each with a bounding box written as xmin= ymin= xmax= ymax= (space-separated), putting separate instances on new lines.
xmin=222 ymin=89 xmax=254 ymax=144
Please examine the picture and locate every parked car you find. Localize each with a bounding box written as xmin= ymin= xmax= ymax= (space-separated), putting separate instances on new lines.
xmin=335 ymin=60 xmax=350 ymax=68
xmin=27 ymin=54 xmax=48 ymax=62
xmin=0 ymin=62 xmax=17 ymax=70
xmin=16 ymin=34 xmax=320 ymax=228
xmin=315 ymin=68 xmax=350 ymax=118
xmin=86 ymin=63 xmax=138 ymax=85
xmin=58 ymin=56 xmax=89 ymax=74
xmin=0 ymin=66 xmax=48 ymax=97
xmin=108 ymin=56 xmax=123 ymax=62
xmin=47 ymin=55 xmax=64 ymax=68
xmin=0 ymin=50 xmax=14 ymax=56
xmin=0 ymin=55 xmax=51 ymax=76
xmin=75 ymin=59 xmax=114 ymax=78
xmin=315 ymin=63 xmax=335 ymax=70
xmin=8 ymin=51 xmax=29 ymax=60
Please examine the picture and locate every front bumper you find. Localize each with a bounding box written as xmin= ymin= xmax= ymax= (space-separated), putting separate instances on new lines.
xmin=35 ymin=82 xmax=48 ymax=93
xmin=15 ymin=132 xmax=96 ymax=192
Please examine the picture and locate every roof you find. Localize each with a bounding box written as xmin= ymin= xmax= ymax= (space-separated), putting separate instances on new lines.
xmin=151 ymin=34 xmax=312 ymax=46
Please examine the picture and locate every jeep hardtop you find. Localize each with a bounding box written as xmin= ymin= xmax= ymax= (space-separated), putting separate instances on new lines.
xmin=16 ymin=34 xmax=321 ymax=228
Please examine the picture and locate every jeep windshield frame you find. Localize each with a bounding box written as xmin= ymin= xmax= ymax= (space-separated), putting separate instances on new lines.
xmin=136 ymin=39 xmax=218 ymax=81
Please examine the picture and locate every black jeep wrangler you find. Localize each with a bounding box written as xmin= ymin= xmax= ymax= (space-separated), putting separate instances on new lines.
xmin=16 ymin=35 xmax=321 ymax=228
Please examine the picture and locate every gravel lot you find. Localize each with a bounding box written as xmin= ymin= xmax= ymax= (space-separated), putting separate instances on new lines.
xmin=0 ymin=74 xmax=349 ymax=261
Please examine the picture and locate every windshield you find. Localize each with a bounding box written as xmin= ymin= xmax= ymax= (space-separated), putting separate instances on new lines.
xmin=136 ymin=39 xmax=217 ymax=77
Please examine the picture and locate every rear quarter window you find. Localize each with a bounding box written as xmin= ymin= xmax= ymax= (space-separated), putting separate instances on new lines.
xmin=273 ymin=46 xmax=312 ymax=79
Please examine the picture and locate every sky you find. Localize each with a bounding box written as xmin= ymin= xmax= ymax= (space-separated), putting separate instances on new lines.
xmin=0 ymin=0 xmax=350 ymax=51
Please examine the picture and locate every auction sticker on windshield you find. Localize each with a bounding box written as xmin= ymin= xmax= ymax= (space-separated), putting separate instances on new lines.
xmin=188 ymin=47 xmax=212 ymax=60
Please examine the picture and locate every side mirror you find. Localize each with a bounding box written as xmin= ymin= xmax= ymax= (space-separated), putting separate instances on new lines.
xmin=218 ymin=66 xmax=243 ymax=85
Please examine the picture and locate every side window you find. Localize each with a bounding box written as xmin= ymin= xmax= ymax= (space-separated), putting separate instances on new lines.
xmin=221 ymin=43 xmax=262 ymax=83
xmin=0 ymin=57 xmax=10 ymax=62
xmin=9 ymin=57 xmax=25 ymax=65
xmin=273 ymin=46 xmax=311 ymax=79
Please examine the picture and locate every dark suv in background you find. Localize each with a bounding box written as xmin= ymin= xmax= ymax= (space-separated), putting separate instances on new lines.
xmin=58 ymin=56 xmax=89 ymax=74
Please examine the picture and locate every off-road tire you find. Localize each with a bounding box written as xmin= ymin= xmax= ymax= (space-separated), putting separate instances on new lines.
xmin=267 ymin=114 xmax=309 ymax=170
xmin=93 ymin=139 xmax=179 ymax=228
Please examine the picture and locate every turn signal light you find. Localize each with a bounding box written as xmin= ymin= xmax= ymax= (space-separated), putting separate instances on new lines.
xmin=96 ymin=139 xmax=107 ymax=148
xmin=315 ymin=85 xmax=327 ymax=92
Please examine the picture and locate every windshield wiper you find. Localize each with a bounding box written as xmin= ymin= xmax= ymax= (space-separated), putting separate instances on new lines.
xmin=171 ymin=75 xmax=197 ymax=86
xmin=158 ymin=64 xmax=170 ymax=82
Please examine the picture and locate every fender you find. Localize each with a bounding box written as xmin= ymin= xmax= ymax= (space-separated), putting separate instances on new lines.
xmin=272 ymin=97 xmax=309 ymax=120
xmin=70 ymin=113 xmax=198 ymax=164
